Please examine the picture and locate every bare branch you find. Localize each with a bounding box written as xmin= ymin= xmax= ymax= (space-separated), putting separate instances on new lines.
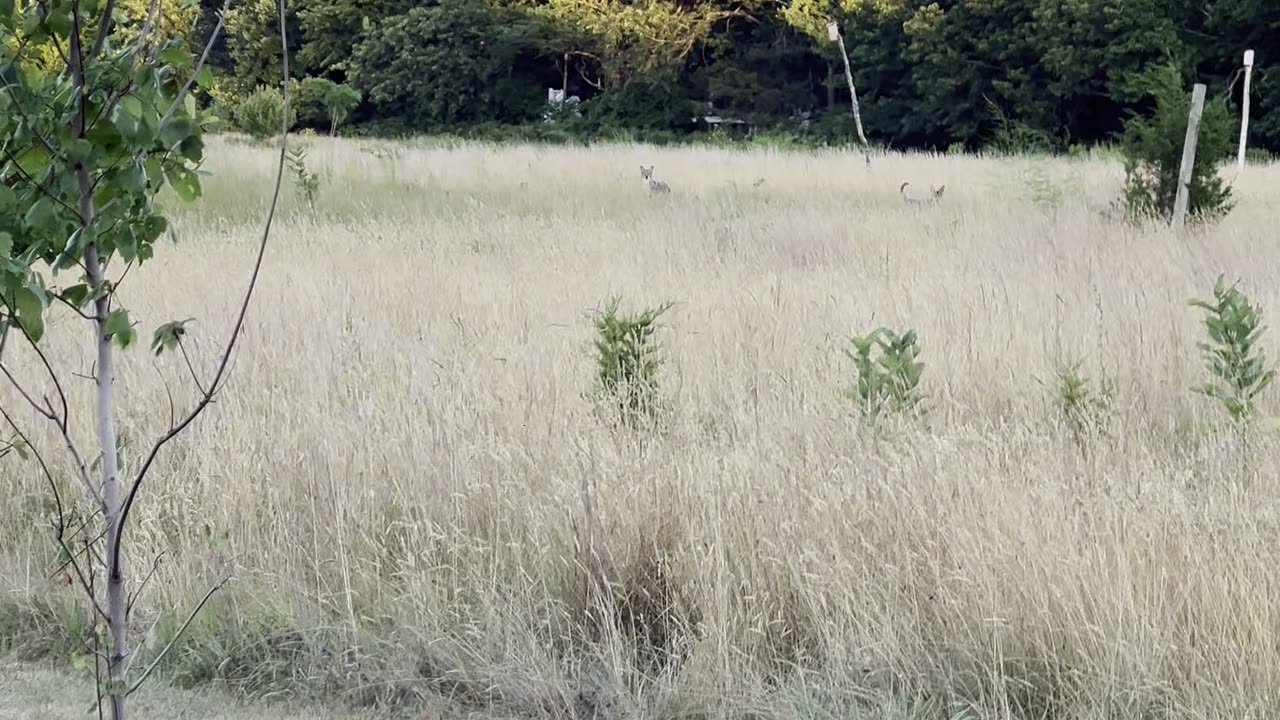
xmin=135 ymin=0 xmax=163 ymax=65
xmin=90 ymin=0 xmax=121 ymax=60
xmin=0 ymin=303 xmax=101 ymax=508
xmin=0 ymin=403 xmax=107 ymax=621
xmin=163 ymin=0 xmax=233 ymax=123
xmin=49 ymin=519 xmax=109 ymax=581
xmin=177 ymin=339 xmax=207 ymax=395
xmin=125 ymin=577 xmax=229 ymax=697
xmin=111 ymin=0 xmax=290 ymax=572
xmin=127 ymin=552 xmax=165 ymax=615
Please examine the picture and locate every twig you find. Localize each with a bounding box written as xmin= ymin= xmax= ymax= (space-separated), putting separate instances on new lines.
xmin=127 ymin=552 xmax=165 ymax=615
xmin=0 ymin=350 xmax=103 ymax=510
xmin=90 ymin=0 xmax=121 ymax=60
xmin=125 ymin=577 xmax=229 ymax=696
xmin=0 ymin=403 xmax=107 ymax=621
xmin=135 ymin=0 xmax=163 ymax=66
xmin=177 ymin=338 xmax=207 ymax=395
xmin=162 ymin=0 xmax=232 ymax=124
xmin=89 ymin=532 xmax=105 ymax=720
xmin=110 ymin=0 xmax=289 ymax=573
xmin=0 ymin=293 xmax=73 ymax=430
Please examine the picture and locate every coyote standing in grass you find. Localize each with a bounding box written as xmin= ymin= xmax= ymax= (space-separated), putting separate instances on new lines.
xmin=641 ymin=166 xmax=671 ymax=194
xmin=900 ymin=182 xmax=945 ymax=206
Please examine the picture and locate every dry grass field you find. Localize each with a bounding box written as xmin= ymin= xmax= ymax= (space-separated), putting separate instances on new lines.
xmin=3 ymin=136 xmax=1280 ymax=719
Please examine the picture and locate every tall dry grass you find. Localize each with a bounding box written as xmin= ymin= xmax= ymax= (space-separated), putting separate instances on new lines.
xmin=4 ymin=136 xmax=1280 ymax=719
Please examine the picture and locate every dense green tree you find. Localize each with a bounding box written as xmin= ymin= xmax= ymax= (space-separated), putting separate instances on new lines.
xmin=1121 ymin=64 xmax=1235 ymax=221
xmin=298 ymin=77 xmax=362 ymax=134
xmin=542 ymin=0 xmax=759 ymax=88
xmin=297 ymin=0 xmax=414 ymax=76
xmin=1185 ymin=0 xmax=1280 ymax=152
xmin=176 ymin=0 xmax=1280 ymax=152
xmin=224 ymin=0 xmax=303 ymax=93
xmin=1034 ymin=0 xmax=1185 ymax=144
xmin=690 ymin=7 xmax=824 ymax=123
xmin=350 ymin=0 xmax=560 ymax=128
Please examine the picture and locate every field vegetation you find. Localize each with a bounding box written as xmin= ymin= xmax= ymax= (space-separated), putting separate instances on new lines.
xmin=5 ymin=136 xmax=1280 ymax=719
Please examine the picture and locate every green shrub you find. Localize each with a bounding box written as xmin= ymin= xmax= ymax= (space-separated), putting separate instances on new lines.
xmin=1189 ymin=275 xmax=1276 ymax=422
xmin=1120 ymin=64 xmax=1234 ymax=223
xmin=298 ymin=77 xmax=361 ymax=136
xmin=1244 ymin=147 xmax=1275 ymax=165
xmin=233 ymin=86 xmax=296 ymax=141
xmin=350 ymin=0 xmax=554 ymax=130
xmin=845 ymin=327 xmax=926 ymax=422
xmin=984 ymin=100 xmax=1058 ymax=156
xmin=584 ymin=80 xmax=695 ymax=133
xmin=593 ymin=298 xmax=674 ymax=428
xmin=1051 ymin=359 xmax=1114 ymax=446
xmin=286 ymin=145 xmax=321 ymax=210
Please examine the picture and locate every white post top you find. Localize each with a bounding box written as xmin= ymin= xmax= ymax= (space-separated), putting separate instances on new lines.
xmin=827 ymin=21 xmax=840 ymax=42
xmin=1244 ymin=50 xmax=1255 ymax=67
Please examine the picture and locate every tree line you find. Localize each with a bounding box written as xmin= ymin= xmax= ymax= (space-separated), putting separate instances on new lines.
xmin=176 ymin=0 xmax=1280 ymax=152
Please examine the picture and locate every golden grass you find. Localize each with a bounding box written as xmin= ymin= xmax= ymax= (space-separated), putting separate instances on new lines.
xmin=4 ymin=136 xmax=1280 ymax=718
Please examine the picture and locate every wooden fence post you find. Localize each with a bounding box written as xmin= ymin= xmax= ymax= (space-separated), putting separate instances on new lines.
xmin=1172 ymin=83 xmax=1207 ymax=229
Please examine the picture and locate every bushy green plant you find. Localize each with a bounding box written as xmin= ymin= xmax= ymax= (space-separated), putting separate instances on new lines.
xmin=1120 ymin=64 xmax=1234 ymax=223
xmin=1244 ymin=147 xmax=1275 ymax=165
xmin=1051 ymin=360 xmax=1114 ymax=445
xmin=593 ymin=298 xmax=673 ymax=428
xmin=350 ymin=0 xmax=555 ymax=130
xmin=984 ymin=100 xmax=1058 ymax=156
xmin=298 ymin=77 xmax=361 ymax=135
xmin=584 ymin=80 xmax=695 ymax=133
xmin=286 ymin=145 xmax=321 ymax=209
xmin=1189 ymin=276 xmax=1276 ymax=422
xmin=1021 ymin=166 xmax=1076 ymax=210
xmin=845 ymin=328 xmax=925 ymax=421
xmin=234 ymin=85 xmax=297 ymax=141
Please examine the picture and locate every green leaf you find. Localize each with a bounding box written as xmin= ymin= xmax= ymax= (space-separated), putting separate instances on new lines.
xmin=194 ymin=66 xmax=214 ymax=89
xmin=45 ymin=7 xmax=72 ymax=37
xmin=103 ymin=309 xmax=136 ymax=349
xmin=159 ymin=116 xmax=194 ymax=149
xmin=60 ymin=284 xmax=89 ymax=308
xmin=120 ymin=95 xmax=144 ymax=118
xmin=12 ymin=286 xmax=44 ymax=341
xmin=151 ymin=318 xmax=194 ymax=355
xmin=161 ymin=46 xmax=192 ymax=70
xmin=0 ymin=0 xmax=13 ymax=18
xmin=13 ymin=145 xmax=49 ymax=175
xmin=178 ymin=135 xmax=204 ymax=163
xmin=166 ymin=167 xmax=202 ymax=202
xmin=0 ymin=185 xmax=15 ymax=213
xmin=0 ymin=232 xmax=10 ymax=259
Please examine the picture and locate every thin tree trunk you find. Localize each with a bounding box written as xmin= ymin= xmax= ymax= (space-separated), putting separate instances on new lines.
xmin=70 ymin=13 xmax=129 ymax=718
xmin=82 ymin=194 xmax=127 ymax=720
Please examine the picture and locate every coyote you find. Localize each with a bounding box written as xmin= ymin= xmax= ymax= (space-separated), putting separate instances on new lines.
xmin=900 ymin=182 xmax=945 ymax=206
xmin=640 ymin=166 xmax=671 ymax=194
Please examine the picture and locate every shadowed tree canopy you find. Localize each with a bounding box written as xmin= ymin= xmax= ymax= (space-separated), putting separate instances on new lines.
xmin=189 ymin=0 xmax=1280 ymax=153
